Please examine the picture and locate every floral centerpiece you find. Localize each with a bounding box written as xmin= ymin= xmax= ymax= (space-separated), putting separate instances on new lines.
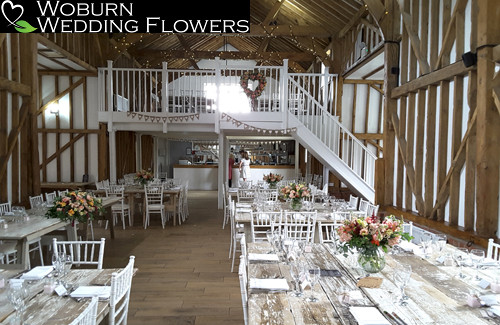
xmin=45 ymin=191 xmax=103 ymax=225
xmin=135 ymin=169 xmax=154 ymax=185
xmin=263 ymin=173 xmax=283 ymax=189
xmin=280 ymin=183 xmax=311 ymax=211
xmin=337 ymin=214 xmax=412 ymax=273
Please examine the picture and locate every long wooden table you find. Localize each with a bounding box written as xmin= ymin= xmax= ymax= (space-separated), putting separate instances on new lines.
xmin=247 ymin=242 xmax=500 ymax=325
xmin=95 ymin=185 xmax=182 ymax=227
xmin=0 ymin=268 xmax=135 ymax=325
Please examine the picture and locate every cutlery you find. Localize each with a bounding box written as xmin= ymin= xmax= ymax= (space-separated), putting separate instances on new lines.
xmin=392 ymin=312 xmax=408 ymax=325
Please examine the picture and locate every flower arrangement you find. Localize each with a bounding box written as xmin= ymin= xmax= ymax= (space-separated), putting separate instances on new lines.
xmin=337 ymin=214 xmax=412 ymax=254
xmin=45 ymin=191 xmax=103 ymax=224
xmin=263 ymin=173 xmax=283 ymax=188
xmin=135 ymin=169 xmax=154 ymax=185
xmin=240 ymin=71 xmax=267 ymax=99
xmin=280 ymin=183 xmax=311 ymax=210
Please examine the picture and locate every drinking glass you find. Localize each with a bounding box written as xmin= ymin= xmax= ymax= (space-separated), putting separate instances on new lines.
xmin=393 ymin=264 xmax=412 ymax=306
xmin=306 ymin=266 xmax=321 ymax=302
xmin=7 ymin=281 xmax=29 ymax=325
xmin=330 ymin=230 xmax=340 ymax=254
xmin=470 ymin=249 xmax=485 ymax=281
xmin=52 ymin=252 xmax=66 ymax=282
xmin=419 ymin=233 xmax=433 ymax=258
xmin=289 ymin=262 xmax=305 ymax=297
xmin=433 ymin=234 xmax=447 ymax=254
xmin=452 ymin=247 xmax=469 ymax=279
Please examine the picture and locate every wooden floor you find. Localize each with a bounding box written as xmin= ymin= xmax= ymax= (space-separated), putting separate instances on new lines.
xmin=94 ymin=190 xmax=244 ymax=325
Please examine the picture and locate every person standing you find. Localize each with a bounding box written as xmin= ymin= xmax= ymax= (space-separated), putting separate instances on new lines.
xmin=228 ymin=154 xmax=235 ymax=187
xmin=239 ymin=151 xmax=251 ymax=182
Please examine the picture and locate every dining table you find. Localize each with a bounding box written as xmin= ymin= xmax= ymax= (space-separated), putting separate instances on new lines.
xmin=0 ymin=196 xmax=122 ymax=270
xmin=0 ymin=267 xmax=137 ymax=325
xmin=246 ymin=241 xmax=500 ymax=325
xmin=94 ymin=185 xmax=182 ymax=227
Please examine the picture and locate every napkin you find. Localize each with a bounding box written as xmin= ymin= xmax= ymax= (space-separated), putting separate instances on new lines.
xmin=249 ymin=278 xmax=289 ymax=291
xmin=480 ymin=258 xmax=498 ymax=267
xmin=236 ymin=203 xmax=252 ymax=208
xmin=398 ymin=240 xmax=419 ymax=253
xmin=490 ymin=305 xmax=500 ymax=317
xmin=70 ymin=286 xmax=111 ymax=299
xmin=20 ymin=266 xmax=54 ymax=280
xmin=248 ymin=253 xmax=279 ymax=262
xmin=349 ymin=306 xmax=391 ymax=325
xmin=480 ymin=294 xmax=498 ymax=306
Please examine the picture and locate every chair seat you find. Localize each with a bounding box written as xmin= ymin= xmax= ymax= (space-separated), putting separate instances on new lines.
xmin=147 ymin=204 xmax=164 ymax=210
xmin=0 ymin=241 xmax=17 ymax=254
xmin=111 ymin=203 xmax=130 ymax=210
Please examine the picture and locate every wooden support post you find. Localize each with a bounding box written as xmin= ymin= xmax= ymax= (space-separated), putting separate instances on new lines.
xmin=475 ymin=0 xmax=500 ymax=237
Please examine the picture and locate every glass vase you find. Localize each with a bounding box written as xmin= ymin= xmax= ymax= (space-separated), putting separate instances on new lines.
xmin=269 ymin=183 xmax=277 ymax=189
xmin=357 ymin=247 xmax=386 ymax=273
xmin=290 ymin=199 xmax=302 ymax=211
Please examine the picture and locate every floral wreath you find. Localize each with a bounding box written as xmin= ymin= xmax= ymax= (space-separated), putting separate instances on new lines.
xmin=240 ymin=71 xmax=267 ymax=99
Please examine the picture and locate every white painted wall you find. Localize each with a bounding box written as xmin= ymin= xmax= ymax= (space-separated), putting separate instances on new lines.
xmin=39 ymin=76 xmax=100 ymax=183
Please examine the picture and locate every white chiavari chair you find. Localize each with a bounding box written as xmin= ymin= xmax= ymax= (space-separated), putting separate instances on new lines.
xmin=230 ymin=200 xmax=245 ymax=272
xmin=358 ymin=199 xmax=370 ymax=214
xmin=53 ymin=238 xmax=106 ymax=269
xmin=0 ymin=241 xmax=17 ymax=265
xmin=487 ymin=239 xmax=500 ymax=261
xmin=106 ymin=185 xmax=131 ymax=229
xmin=250 ymin=211 xmax=282 ymax=243
xmin=29 ymin=194 xmax=44 ymax=209
xmin=238 ymin=253 xmax=248 ymax=325
xmin=237 ymin=188 xmax=255 ymax=203
xmin=0 ymin=201 xmax=11 ymax=215
xmin=69 ymin=296 xmax=98 ymax=325
xmin=45 ymin=191 xmax=57 ymax=205
xmin=283 ymin=211 xmax=317 ymax=243
xmin=348 ymin=195 xmax=359 ymax=210
xmin=109 ymin=256 xmax=135 ymax=325
xmin=258 ymin=188 xmax=279 ymax=202
xmin=222 ymin=185 xmax=230 ymax=229
xmin=144 ymin=185 xmax=166 ymax=229
xmin=57 ymin=189 xmax=69 ymax=197
xmin=366 ymin=204 xmax=379 ymax=217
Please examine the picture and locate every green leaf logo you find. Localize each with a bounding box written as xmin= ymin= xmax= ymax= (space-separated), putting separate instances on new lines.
xmin=14 ymin=20 xmax=37 ymax=33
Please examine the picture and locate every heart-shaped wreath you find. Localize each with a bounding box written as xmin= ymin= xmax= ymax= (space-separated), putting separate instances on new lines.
xmin=240 ymin=71 xmax=267 ymax=99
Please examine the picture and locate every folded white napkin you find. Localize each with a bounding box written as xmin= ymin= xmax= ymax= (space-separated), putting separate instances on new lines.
xmin=249 ymin=278 xmax=289 ymax=291
xmin=236 ymin=203 xmax=252 ymax=208
xmin=480 ymin=295 xmax=498 ymax=306
xmin=248 ymin=253 xmax=279 ymax=262
xmin=398 ymin=240 xmax=419 ymax=253
xmin=70 ymin=286 xmax=111 ymax=299
xmin=349 ymin=306 xmax=391 ymax=325
xmin=490 ymin=305 xmax=500 ymax=317
xmin=480 ymin=258 xmax=498 ymax=267
xmin=20 ymin=266 xmax=54 ymax=280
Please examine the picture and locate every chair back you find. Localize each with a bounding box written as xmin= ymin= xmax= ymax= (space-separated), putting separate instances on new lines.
xmin=109 ymin=256 xmax=135 ymax=325
xmin=258 ymin=188 xmax=279 ymax=202
xmin=53 ymin=238 xmax=106 ymax=269
xmin=145 ymin=185 xmax=164 ymax=206
xmin=317 ymin=222 xmax=337 ymax=244
xmin=69 ymin=296 xmax=98 ymax=325
xmin=250 ymin=211 xmax=282 ymax=242
xmin=237 ymin=189 xmax=255 ymax=203
xmin=487 ymin=239 xmax=500 ymax=261
xmin=348 ymin=195 xmax=359 ymax=209
xmin=358 ymin=199 xmax=370 ymax=213
xmin=29 ymin=194 xmax=45 ymax=209
xmin=58 ymin=189 xmax=69 ymax=197
xmin=45 ymin=191 xmax=57 ymax=204
xmin=0 ymin=202 xmax=11 ymax=215
xmin=283 ymin=211 xmax=317 ymax=242
xmin=238 ymin=254 xmax=248 ymax=325
xmin=106 ymin=185 xmax=125 ymax=198
xmin=366 ymin=204 xmax=379 ymax=217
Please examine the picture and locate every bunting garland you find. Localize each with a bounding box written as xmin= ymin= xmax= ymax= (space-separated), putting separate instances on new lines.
xmin=126 ymin=112 xmax=200 ymax=123
xmin=221 ymin=113 xmax=297 ymax=134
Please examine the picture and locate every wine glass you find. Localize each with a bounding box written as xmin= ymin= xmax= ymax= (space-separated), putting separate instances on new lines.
xmin=470 ymin=249 xmax=485 ymax=281
xmin=433 ymin=234 xmax=447 ymax=254
xmin=419 ymin=233 xmax=433 ymax=258
xmin=7 ymin=280 xmax=29 ymax=325
xmin=393 ymin=264 xmax=412 ymax=306
xmin=289 ymin=262 xmax=305 ymax=297
xmin=306 ymin=266 xmax=321 ymax=302
xmin=52 ymin=251 xmax=66 ymax=282
xmin=330 ymin=230 xmax=340 ymax=254
xmin=452 ymin=247 xmax=469 ymax=279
